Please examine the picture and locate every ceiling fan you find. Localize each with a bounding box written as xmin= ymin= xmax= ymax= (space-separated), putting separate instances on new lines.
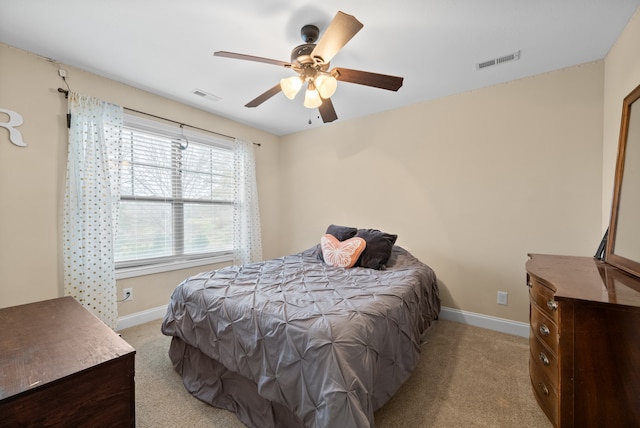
xmin=214 ymin=11 xmax=404 ymax=123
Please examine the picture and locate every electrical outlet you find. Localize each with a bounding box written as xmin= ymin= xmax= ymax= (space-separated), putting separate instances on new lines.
xmin=123 ymin=288 xmax=133 ymax=301
xmin=497 ymin=291 xmax=508 ymax=305
xmin=58 ymin=69 xmax=66 ymax=78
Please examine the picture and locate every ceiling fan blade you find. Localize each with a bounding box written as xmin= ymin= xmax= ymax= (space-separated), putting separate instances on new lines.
xmin=214 ymin=51 xmax=291 ymax=68
xmin=245 ymin=84 xmax=283 ymax=108
xmin=318 ymin=97 xmax=338 ymax=123
xmin=333 ymin=67 xmax=404 ymax=91
xmin=311 ymin=11 xmax=363 ymax=64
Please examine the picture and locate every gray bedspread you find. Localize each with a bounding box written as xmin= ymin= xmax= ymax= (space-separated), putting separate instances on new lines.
xmin=161 ymin=245 xmax=440 ymax=428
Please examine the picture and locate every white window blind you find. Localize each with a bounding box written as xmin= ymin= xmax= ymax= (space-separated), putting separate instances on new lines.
xmin=115 ymin=115 xmax=234 ymax=269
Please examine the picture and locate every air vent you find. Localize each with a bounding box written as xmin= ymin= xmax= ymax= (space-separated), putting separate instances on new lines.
xmin=192 ymin=88 xmax=221 ymax=102
xmin=476 ymin=50 xmax=521 ymax=70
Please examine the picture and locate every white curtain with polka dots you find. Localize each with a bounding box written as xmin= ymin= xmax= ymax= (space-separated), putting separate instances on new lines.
xmin=232 ymin=138 xmax=263 ymax=265
xmin=63 ymin=93 xmax=123 ymax=329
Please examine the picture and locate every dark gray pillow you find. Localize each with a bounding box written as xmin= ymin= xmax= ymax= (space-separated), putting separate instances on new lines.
xmin=355 ymin=228 xmax=398 ymax=270
xmin=326 ymin=224 xmax=358 ymax=241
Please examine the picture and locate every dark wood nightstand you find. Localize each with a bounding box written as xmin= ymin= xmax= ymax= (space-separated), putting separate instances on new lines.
xmin=0 ymin=296 xmax=136 ymax=427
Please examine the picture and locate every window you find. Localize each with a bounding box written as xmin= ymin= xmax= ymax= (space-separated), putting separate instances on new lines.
xmin=115 ymin=115 xmax=235 ymax=275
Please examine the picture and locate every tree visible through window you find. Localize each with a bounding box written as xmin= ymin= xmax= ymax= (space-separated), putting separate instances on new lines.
xmin=115 ymin=117 xmax=234 ymax=268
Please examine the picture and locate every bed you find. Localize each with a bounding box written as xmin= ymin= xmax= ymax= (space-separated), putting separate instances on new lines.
xmin=161 ymin=228 xmax=440 ymax=428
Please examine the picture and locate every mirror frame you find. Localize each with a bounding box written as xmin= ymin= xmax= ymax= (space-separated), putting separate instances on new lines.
xmin=606 ymin=83 xmax=640 ymax=277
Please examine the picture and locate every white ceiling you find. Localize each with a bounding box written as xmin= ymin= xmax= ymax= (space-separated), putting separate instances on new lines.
xmin=1 ymin=1 xmax=639 ymax=136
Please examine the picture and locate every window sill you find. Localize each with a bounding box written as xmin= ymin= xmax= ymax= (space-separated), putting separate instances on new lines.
xmin=116 ymin=254 xmax=233 ymax=279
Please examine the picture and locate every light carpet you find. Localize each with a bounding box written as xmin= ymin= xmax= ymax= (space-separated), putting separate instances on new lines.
xmin=119 ymin=318 xmax=552 ymax=427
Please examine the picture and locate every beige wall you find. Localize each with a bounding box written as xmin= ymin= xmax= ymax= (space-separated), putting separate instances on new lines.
xmin=603 ymin=9 xmax=640 ymax=231
xmin=279 ymin=62 xmax=604 ymax=323
xmin=0 ymin=43 xmax=281 ymax=314
xmin=2 ymin=6 xmax=639 ymax=326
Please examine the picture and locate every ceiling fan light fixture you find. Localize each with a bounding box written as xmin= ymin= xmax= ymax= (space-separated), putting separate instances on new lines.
xmin=315 ymin=74 xmax=338 ymax=99
xmin=217 ymin=11 xmax=404 ymax=123
xmin=304 ymin=84 xmax=322 ymax=109
xmin=280 ymin=76 xmax=303 ymax=100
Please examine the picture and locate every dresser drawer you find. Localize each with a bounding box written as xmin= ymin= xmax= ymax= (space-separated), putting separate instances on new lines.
xmin=528 ymin=276 xmax=559 ymax=323
xmin=530 ymin=304 xmax=558 ymax=353
xmin=529 ymin=356 xmax=558 ymax=425
xmin=529 ymin=328 xmax=558 ymax=385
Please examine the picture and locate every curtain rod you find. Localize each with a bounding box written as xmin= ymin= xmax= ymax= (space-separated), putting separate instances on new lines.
xmin=57 ymin=88 xmax=260 ymax=146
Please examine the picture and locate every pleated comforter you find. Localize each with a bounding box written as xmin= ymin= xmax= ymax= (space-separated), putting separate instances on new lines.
xmin=161 ymin=245 xmax=440 ymax=428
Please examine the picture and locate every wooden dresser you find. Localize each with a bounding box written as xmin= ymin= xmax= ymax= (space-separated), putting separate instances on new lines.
xmin=0 ymin=296 xmax=136 ymax=427
xmin=526 ymin=254 xmax=640 ymax=427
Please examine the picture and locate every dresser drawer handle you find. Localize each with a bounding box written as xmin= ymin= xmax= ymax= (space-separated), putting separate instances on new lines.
xmin=539 ymin=324 xmax=550 ymax=337
xmin=547 ymin=300 xmax=558 ymax=312
xmin=539 ymin=352 xmax=550 ymax=366
xmin=538 ymin=382 xmax=549 ymax=397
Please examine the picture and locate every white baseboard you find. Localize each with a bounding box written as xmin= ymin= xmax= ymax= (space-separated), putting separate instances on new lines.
xmin=116 ymin=304 xmax=529 ymax=338
xmin=116 ymin=305 xmax=167 ymax=331
xmin=439 ymin=306 xmax=529 ymax=338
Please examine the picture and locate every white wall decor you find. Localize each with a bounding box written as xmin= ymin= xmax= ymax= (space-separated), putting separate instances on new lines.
xmin=0 ymin=108 xmax=27 ymax=147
